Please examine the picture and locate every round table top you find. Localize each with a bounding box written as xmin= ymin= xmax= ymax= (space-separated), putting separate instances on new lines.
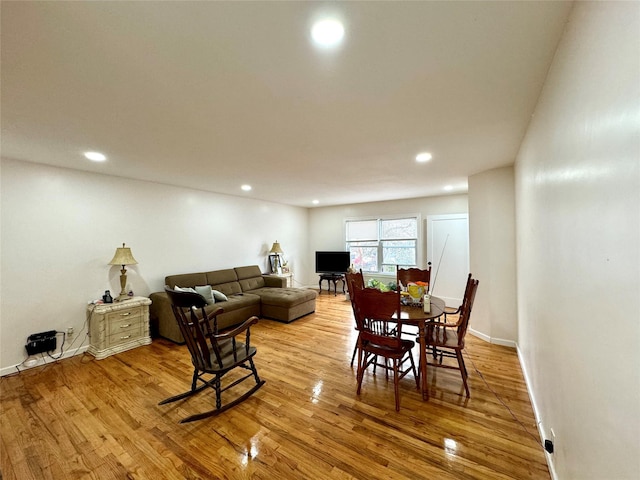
xmin=397 ymin=296 xmax=445 ymax=323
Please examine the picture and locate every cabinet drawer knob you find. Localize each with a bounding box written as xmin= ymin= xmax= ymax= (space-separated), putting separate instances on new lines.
xmin=120 ymin=335 xmax=131 ymax=340
xmin=119 ymin=312 xmax=131 ymax=316
xmin=120 ymin=323 xmax=132 ymax=328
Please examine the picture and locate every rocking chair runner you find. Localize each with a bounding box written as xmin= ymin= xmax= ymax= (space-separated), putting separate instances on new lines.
xmin=159 ymin=287 xmax=265 ymax=423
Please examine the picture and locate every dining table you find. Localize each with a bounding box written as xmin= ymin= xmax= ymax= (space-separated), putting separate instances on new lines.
xmin=395 ymin=295 xmax=446 ymax=400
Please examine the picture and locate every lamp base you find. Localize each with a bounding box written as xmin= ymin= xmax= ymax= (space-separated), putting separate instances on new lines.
xmin=115 ymin=294 xmax=132 ymax=302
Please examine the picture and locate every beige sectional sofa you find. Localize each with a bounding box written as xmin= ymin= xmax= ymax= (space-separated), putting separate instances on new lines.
xmin=149 ymin=265 xmax=317 ymax=343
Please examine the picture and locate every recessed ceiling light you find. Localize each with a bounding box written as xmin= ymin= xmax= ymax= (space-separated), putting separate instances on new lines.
xmin=443 ymin=185 xmax=454 ymax=191
xmin=416 ymin=152 xmax=432 ymax=163
xmin=241 ymin=185 xmax=252 ymax=192
xmin=311 ymin=19 xmax=344 ymax=48
xmin=84 ymin=151 xmax=107 ymax=162
xmin=312 ymin=199 xmax=319 ymax=205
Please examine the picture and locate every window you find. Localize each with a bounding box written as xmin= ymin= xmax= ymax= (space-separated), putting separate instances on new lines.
xmin=346 ymin=216 xmax=419 ymax=274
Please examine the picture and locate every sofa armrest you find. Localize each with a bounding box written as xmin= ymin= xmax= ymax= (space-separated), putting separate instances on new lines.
xmin=149 ymin=291 xmax=185 ymax=343
xmin=263 ymin=275 xmax=286 ymax=288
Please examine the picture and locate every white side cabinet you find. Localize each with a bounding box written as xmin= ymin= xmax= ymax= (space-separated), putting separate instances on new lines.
xmin=87 ymin=296 xmax=152 ymax=360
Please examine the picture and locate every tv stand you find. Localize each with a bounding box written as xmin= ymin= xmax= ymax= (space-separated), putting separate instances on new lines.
xmin=318 ymin=273 xmax=346 ymax=296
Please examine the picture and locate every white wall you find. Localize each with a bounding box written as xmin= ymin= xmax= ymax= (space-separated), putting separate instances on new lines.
xmin=307 ymin=194 xmax=468 ymax=287
xmin=0 ymin=159 xmax=309 ymax=374
xmin=468 ymin=166 xmax=517 ymax=346
xmin=515 ymin=2 xmax=640 ymax=479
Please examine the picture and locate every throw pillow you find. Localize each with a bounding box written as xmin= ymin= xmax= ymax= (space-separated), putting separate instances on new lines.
xmin=211 ymin=289 xmax=228 ymax=302
xmin=194 ymin=285 xmax=215 ymax=305
xmin=174 ymin=285 xmax=197 ymax=294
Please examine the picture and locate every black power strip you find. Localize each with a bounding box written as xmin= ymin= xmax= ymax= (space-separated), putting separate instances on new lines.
xmin=25 ymin=330 xmax=57 ymax=355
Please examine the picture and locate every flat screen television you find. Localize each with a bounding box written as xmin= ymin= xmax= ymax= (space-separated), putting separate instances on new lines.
xmin=315 ymin=251 xmax=350 ymax=274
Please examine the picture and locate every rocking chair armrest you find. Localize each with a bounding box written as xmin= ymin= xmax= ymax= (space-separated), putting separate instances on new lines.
xmin=205 ymin=306 xmax=225 ymax=320
xmin=195 ymin=306 xmax=224 ymax=330
xmin=214 ymin=316 xmax=259 ymax=341
xmin=195 ymin=306 xmax=224 ymax=324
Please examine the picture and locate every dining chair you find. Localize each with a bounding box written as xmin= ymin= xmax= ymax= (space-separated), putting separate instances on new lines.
xmin=425 ymin=275 xmax=479 ymax=397
xmin=396 ymin=263 xmax=432 ymax=337
xmin=345 ymin=270 xmax=365 ymax=367
xmin=159 ymin=287 xmax=265 ymax=422
xmin=396 ymin=263 xmax=432 ymax=292
xmin=351 ymin=285 xmax=419 ymax=411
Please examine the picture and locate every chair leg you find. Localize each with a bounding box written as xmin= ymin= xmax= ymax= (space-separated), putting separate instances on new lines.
xmin=350 ymin=342 xmax=358 ymax=367
xmin=214 ymin=375 xmax=222 ymax=410
xmin=408 ymin=351 xmax=419 ymax=390
xmin=249 ymin=357 xmax=262 ymax=385
xmin=393 ymin=359 xmax=400 ymax=412
xmin=356 ymin=348 xmax=365 ymax=394
xmin=456 ymin=350 xmax=470 ymax=397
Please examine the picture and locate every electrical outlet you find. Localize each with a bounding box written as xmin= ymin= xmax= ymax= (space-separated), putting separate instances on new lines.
xmin=67 ymin=327 xmax=74 ymax=336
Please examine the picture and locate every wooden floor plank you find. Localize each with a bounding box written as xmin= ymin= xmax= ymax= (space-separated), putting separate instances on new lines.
xmin=0 ymin=292 xmax=549 ymax=479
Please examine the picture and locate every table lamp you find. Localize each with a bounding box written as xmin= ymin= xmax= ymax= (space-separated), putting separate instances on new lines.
xmin=108 ymin=243 xmax=138 ymax=301
xmin=269 ymin=241 xmax=284 ymax=273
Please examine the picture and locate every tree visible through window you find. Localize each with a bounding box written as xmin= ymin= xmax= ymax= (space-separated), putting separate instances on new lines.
xmin=346 ymin=217 xmax=418 ymax=273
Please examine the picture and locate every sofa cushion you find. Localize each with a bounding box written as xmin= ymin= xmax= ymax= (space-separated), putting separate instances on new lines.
xmin=250 ymin=287 xmax=317 ymax=307
xmin=250 ymin=287 xmax=317 ymax=323
xmin=205 ymin=269 xmax=237 ymax=285
xmin=210 ymin=281 xmax=242 ymax=296
xmin=235 ymin=265 xmax=266 ymax=292
xmin=166 ymin=272 xmax=207 ymax=289
xmin=204 ymin=269 xmax=243 ymax=296
xmin=235 ymin=265 xmax=263 ymax=280
xmin=239 ymin=276 xmax=266 ymax=292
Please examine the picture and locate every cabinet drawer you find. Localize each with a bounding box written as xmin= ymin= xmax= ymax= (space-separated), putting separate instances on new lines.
xmin=106 ymin=307 xmax=144 ymax=335
xmin=108 ymin=324 xmax=142 ymax=347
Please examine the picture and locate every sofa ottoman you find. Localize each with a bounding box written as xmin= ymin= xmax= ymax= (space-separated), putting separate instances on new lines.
xmin=247 ymin=287 xmax=318 ymax=323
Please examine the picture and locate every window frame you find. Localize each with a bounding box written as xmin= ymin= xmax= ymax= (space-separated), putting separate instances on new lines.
xmin=345 ymin=214 xmax=421 ymax=276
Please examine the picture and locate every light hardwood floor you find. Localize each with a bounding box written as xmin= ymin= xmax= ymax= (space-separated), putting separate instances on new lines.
xmin=1 ymin=292 xmax=549 ymax=479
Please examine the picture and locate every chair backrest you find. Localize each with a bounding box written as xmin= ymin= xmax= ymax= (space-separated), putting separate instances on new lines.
xmin=345 ymin=270 xmax=365 ymax=295
xmin=345 ymin=270 xmax=365 ymax=321
xmin=397 ymin=263 xmax=432 ymax=291
xmin=455 ymin=276 xmax=479 ymax=344
xmin=165 ymin=287 xmax=223 ymax=371
xmin=351 ymin=286 xmax=403 ymax=349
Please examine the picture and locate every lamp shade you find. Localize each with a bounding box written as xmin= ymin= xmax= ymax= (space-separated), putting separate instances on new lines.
xmin=269 ymin=241 xmax=284 ymax=255
xmin=108 ymin=243 xmax=138 ymax=266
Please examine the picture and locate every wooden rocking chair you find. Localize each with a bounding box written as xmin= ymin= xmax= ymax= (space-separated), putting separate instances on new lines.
xmin=159 ymin=287 xmax=265 ymax=423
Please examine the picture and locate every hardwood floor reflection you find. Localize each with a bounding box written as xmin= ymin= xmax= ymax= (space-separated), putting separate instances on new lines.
xmin=0 ymin=292 xmax=549 ymax=479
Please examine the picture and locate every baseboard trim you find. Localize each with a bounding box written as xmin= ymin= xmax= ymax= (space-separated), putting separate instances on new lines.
xmin=468 ymin=328 xmax=516 ymax=349
xmin=0 ymin=345 xmax=90 ymax=377
xmin=516 ymin=345 xmax=558 ymax=480
xmin=463 ymin=328 xmax=556 ymax=478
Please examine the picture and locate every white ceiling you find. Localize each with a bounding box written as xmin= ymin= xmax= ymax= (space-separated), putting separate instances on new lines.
xmin=1 ymin=1 xmax=573 ymax=208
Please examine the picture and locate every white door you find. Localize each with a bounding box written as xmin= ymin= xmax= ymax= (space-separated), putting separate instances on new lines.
xmin=427 ymin=214 xmax=469 ymax=307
